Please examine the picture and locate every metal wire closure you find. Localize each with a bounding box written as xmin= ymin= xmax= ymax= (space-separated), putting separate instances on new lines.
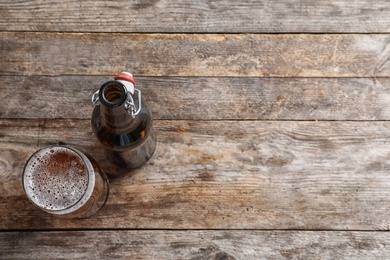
xmin=124 ymin=88 xmax=142 ymax=117
xmin=91 ymin=90 xmax=100 ymax=106
xmin=91 ymin=88 xmax=142 ymax=118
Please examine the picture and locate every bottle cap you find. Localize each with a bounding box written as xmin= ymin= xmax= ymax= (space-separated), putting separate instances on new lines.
xmin=115 ymin=72 xmax=136 ymax=94
xmin=115 ymin=72 xmax=136 ymax=85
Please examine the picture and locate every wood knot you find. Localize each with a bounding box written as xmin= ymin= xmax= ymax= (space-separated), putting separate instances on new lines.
xmin=191 ymin=246 xmax=236 ymax=260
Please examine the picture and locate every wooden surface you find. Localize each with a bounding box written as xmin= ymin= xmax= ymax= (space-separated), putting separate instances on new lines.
xmin=1 ymin=231 xmax=389 ymax=259
xmin=2 ymin=33 xmax=390 ymax=77
xmin=1 ymin=0 xmax=390 ymax=259
xmin=1 ymin=0 xmax=390 ymax=33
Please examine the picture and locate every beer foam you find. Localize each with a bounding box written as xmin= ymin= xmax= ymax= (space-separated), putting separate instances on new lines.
xmin=23 ymin=147 xmax=89 ymax=211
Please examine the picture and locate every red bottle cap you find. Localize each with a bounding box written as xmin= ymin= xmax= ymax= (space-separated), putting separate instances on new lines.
xmin=114 ymin=72 xmax=136 ymax=85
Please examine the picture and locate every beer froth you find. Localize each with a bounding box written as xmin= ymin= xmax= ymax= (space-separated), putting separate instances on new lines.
xmin=23 ymin=147 xmax=89 ymax=211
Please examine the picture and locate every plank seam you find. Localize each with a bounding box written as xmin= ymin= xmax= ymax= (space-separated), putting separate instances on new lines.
xmin=2 ymin=30 xmax=390 ymax=35
xmin=1 ymin=228 xmax=390 ymax=233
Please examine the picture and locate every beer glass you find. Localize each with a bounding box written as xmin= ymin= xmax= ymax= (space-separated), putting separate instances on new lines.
xmin=22 ymin=145 xmax=109 ymax=218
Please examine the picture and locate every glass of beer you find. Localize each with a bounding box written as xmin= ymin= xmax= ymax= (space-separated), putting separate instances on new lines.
xmin=22 ymin=145 xmax=109 ymax=218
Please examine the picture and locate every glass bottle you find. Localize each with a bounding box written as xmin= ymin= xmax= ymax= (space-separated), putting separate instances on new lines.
xmin=91 ymin=72 xmax=157 ymax=177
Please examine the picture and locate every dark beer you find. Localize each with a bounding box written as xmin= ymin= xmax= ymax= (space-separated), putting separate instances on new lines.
xmin=23 ymin=146 xmax=108 ymax=218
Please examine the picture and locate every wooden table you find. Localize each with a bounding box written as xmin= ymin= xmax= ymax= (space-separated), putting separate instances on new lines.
xmin=1 ymin=1 xmax=390 ymax=259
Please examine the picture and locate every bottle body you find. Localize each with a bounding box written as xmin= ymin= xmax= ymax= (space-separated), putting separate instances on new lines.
xmin=91 ymin=76 xmax=156 ymax=177
xmin=91 ymin=99 xmax=156 ymax=169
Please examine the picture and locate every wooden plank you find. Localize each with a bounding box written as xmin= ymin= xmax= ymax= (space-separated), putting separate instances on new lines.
xmin=1 ymin=230 xmax=389 ymax=259
xmin=2 ymin=119 xmax=390 ymax=230
xmin=2 ymin=76 xmax=390 ymax=121
xmin=1 ymin=0 xmax=390 ymax=33
xmin=2 ymin=32 xmax=390 ymax=77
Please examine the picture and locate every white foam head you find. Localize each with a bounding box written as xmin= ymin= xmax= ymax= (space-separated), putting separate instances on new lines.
xmin=23 ymin=146 xmax=92 ymax=212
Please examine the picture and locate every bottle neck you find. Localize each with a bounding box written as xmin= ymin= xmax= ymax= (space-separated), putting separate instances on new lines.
xmin=98 ymin=81 xmax=135 ymax=131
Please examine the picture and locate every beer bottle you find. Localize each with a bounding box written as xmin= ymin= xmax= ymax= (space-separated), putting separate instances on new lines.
xmin=91 ymin=72 xmax=156 ymax=177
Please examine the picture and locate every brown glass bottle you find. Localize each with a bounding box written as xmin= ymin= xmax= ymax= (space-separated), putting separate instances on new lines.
xmin=91 ymin=72 xmax=156 ymax=177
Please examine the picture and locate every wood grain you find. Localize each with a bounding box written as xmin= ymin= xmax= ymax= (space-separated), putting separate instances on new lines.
xmin=2 ymin=33 xmax=390 ymax=77
xmin=2 ymin=0 xmax=389 ymax=257
xmin=1 ymin=0 xmax=390 ymax=33
xmin=2 ymin=76 xmax=390 ymax=120
xmin=2 ymin=119 xmax=390 ymax=230
xmin=1 ymin=230 xmax=389 ymax=259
